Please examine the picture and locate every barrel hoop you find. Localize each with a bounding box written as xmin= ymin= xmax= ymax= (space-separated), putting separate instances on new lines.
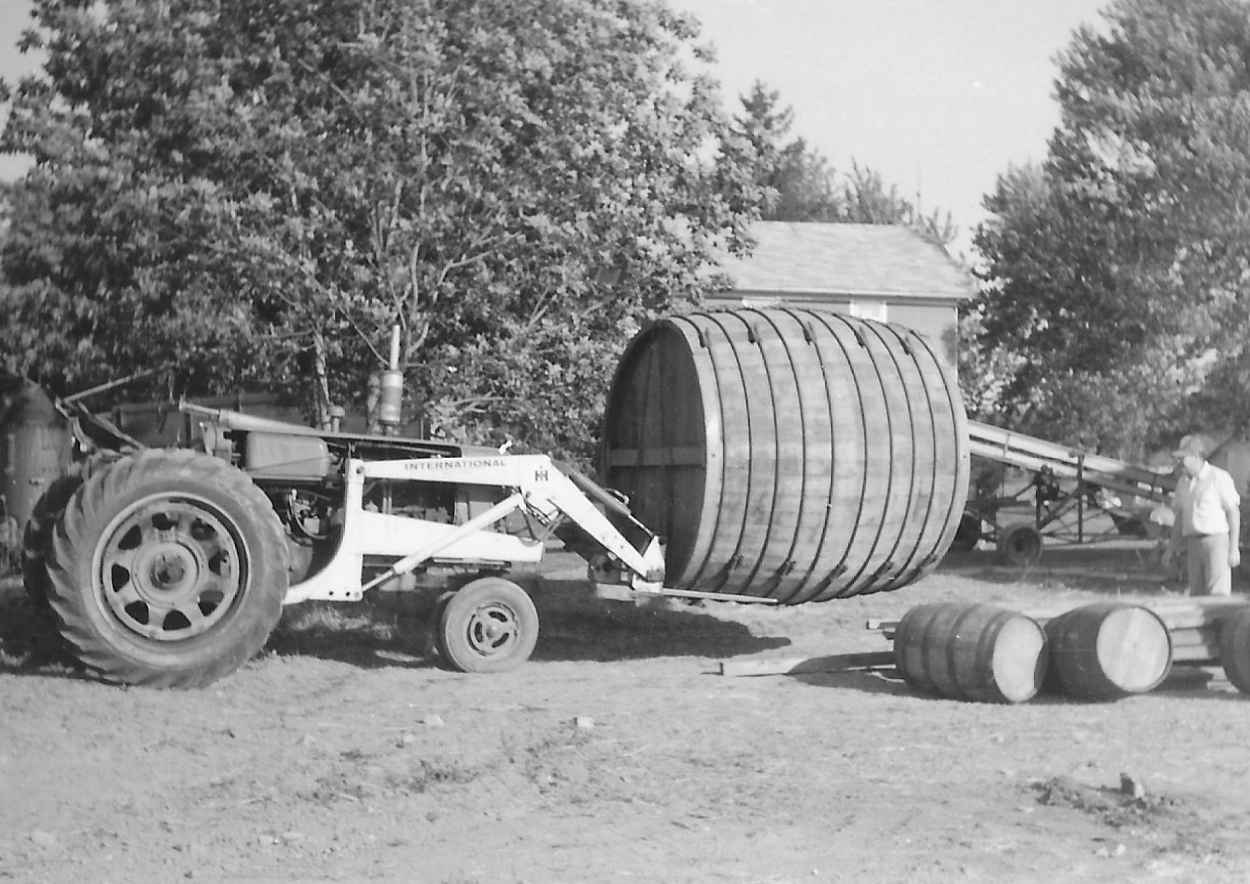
xmin=779 ymin=306 xmax=844 ymax=601
xmin=874 ymin=323 xmax=938 ymax=591
xmin=744 ymin=308 xmax=818 ymax=602
xmin=901 ymin=331 xmax=949 ymax=586
xmin=696 ymin=310 xmax=762 ymax=593
xmin=786 ymin=311 xmax=871 ymax=602
xmin=731 ymin=308 xmax=783 ymax=594
xmin=869 ymin=322 xmax=923 ymax=591
xmin=946 ymin=605 xmax=981 ymax=700
xmin=828 ymin=312 xmax=880 ymax=599
xmin=877 ymin=322 xmax=964 ymax=591
xmin=666 ymin=316 xmax=724 ymax=587
xmin=905 ymin=606 xmax=937 ymax=694
xmin=969 ymin=608 xmax=1005 ymax=700
xmin=906 ymin=327 xmax=970 ymax=564
xmin=911 ymin=605 xmax=941 ymax=694
xmin=832 ymin=319 xmax=908 ymax=598
xmin=681 ymin=314 xmax=740 ymax=588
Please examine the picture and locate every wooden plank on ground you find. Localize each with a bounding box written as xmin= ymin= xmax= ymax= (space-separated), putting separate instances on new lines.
xmin=718 ymin=651 xmax=895 ymax=678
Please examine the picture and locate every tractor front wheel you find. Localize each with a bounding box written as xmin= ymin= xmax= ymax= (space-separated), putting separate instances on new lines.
xmin=45 ymin=449 xmax=289 ymax=688
xmin=437 ymin=577 xmax=538 ymax=673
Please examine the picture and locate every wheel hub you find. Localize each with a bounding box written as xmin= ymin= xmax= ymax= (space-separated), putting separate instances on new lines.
xmin=136 ymin=543 xmax=201 ymax=600
xmin=96 ymin=495 xmax=246 ymax=642
xmin=466 ymin=604 xmax=519 ymax=656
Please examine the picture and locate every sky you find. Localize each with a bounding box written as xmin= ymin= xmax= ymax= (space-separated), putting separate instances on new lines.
xmin=675 ymin=0 xmax=1110 ymax=254
xmin=0 ymin=0 xmax=1111 ymax=253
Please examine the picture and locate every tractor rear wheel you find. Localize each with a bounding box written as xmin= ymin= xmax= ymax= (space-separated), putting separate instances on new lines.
xmin=22 ymin=454 xmax=121 ymax=608
xmin=437 ymin=577 xmax=538 ymax=673
xmin=45 ymin=449 xmax=289 ymax=688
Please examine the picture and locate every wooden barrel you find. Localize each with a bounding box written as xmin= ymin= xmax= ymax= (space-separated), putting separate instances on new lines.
xmin=1218 ymin=605 xmax=1250 ymax=694
xmin=1045 ymin=603 xmax=1172 ymax=699
xmin=893 ymin=603 xmax=1048 ymax=703
xmin=601 ymin=307 xmax=969 ymax=602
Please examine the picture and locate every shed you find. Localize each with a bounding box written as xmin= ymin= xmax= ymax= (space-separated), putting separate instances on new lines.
xmin=709 ymin=222 xmax=975 ymax=364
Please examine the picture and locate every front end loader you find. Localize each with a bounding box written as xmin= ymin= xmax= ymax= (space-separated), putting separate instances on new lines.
xmin=18 ymin=394 xmax=728 ymax=688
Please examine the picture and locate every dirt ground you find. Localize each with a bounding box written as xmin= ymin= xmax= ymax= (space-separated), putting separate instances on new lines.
xmin=3 ymin=540 xmax=1250 ymax=883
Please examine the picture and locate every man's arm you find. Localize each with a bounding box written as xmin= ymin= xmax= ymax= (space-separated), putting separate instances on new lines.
xmin=1222 ymin=474 xmax=1241 ymax=569
xmin=1226 ymin=496 xmax=1241 ymax=569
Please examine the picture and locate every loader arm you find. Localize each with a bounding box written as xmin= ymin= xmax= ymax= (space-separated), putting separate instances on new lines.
xmin=362 ymin=454 xmax=665 ymax=584
xmin=286 ymin=454 xmax=665 ymax=605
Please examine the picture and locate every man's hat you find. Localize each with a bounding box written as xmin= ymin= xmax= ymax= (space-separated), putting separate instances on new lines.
xmin=1173 ymin=434 xmax=1211 ymax=459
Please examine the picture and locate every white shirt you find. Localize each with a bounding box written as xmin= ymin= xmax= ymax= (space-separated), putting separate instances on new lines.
xmin=1173 ymin=462 xmax=1240 ymax=536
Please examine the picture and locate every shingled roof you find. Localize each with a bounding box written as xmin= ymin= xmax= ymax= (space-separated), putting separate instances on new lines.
xmin=717 ymin=221 xmax=975 ymax=301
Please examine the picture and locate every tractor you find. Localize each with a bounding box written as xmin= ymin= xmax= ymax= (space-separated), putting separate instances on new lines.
xmin=9 ymin=378 xmax=692 ymax=688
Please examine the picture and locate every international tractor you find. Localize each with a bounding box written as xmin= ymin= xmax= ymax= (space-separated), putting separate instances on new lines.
xmin=5 ymin=378 xmax=712 ymax=689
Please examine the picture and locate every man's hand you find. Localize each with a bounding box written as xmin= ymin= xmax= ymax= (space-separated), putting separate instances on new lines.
xmin=1230 ymin=544 xmax=1241 ymax=569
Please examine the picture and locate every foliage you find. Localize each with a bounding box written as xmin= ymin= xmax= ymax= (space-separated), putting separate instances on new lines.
xmin=731 ymin=80 xmax=957 ymax=245
xmin=731 ymin=81 xmax=840 ymax=222
xmin=0 ymin=0 xmax=761 ymax=462
xmin=972 ymin=0 xmax=1250 ymax=455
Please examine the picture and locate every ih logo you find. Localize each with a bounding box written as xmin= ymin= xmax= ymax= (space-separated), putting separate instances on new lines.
xmin=534 ymin=467 xmax=549 ymax=482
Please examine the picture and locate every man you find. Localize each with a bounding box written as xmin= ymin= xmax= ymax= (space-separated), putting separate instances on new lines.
xmin=1164 ymin=434 xmax=1241 ymax=596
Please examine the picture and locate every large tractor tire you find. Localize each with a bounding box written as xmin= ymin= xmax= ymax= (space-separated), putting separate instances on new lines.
xmin=22 ymin=454 xmax=121 ymax=608
xmin=45 ymin=449 xmax=289 ymax=688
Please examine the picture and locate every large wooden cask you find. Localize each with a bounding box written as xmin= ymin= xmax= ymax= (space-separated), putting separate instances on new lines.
xmin=601 ymin=307 xmax=970 ymax=603
xmin=894 ymin=603 xmax=1048 ymax=703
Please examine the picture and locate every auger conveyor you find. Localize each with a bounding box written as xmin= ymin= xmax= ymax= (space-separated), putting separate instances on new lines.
xmin=967 ymin=420 xmax=1176 ymax=505
xmin=961 ymin=420 xmax=1178 ymax=563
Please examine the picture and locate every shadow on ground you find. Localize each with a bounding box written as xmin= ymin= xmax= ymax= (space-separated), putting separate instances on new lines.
xmin=529 ymin=580 xmax=790 ymax=662
xmin=791 ymin=668 xmax=910 ymax=695
xmin=0 ymin=592 xmax=79 ymax=678
xmin=268 ymin=572 xmax=790 ymax=668
xmin=0 ymin=572 xmax=790 ymax=683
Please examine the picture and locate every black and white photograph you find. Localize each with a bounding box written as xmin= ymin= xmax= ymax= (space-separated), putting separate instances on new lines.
xmin=2 ymin=0 xmax=1249 ymax=880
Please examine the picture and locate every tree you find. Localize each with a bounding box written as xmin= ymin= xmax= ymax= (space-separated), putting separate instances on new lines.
xmin=732 ymin=81 xmax=956 ymax=245
xmin=732 ymin=81 xmax=840 ymax=222
xmin=973 ymin=0 xmax=1250 ymax=454
xmin=0 ymin=0 xmax=761 ymax=461
xmin=840 ymin=161 xmax=957 ymax=246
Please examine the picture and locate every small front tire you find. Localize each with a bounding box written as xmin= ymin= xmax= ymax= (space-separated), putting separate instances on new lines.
xmin=437 ymin=577 xmax=538 ymax=674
